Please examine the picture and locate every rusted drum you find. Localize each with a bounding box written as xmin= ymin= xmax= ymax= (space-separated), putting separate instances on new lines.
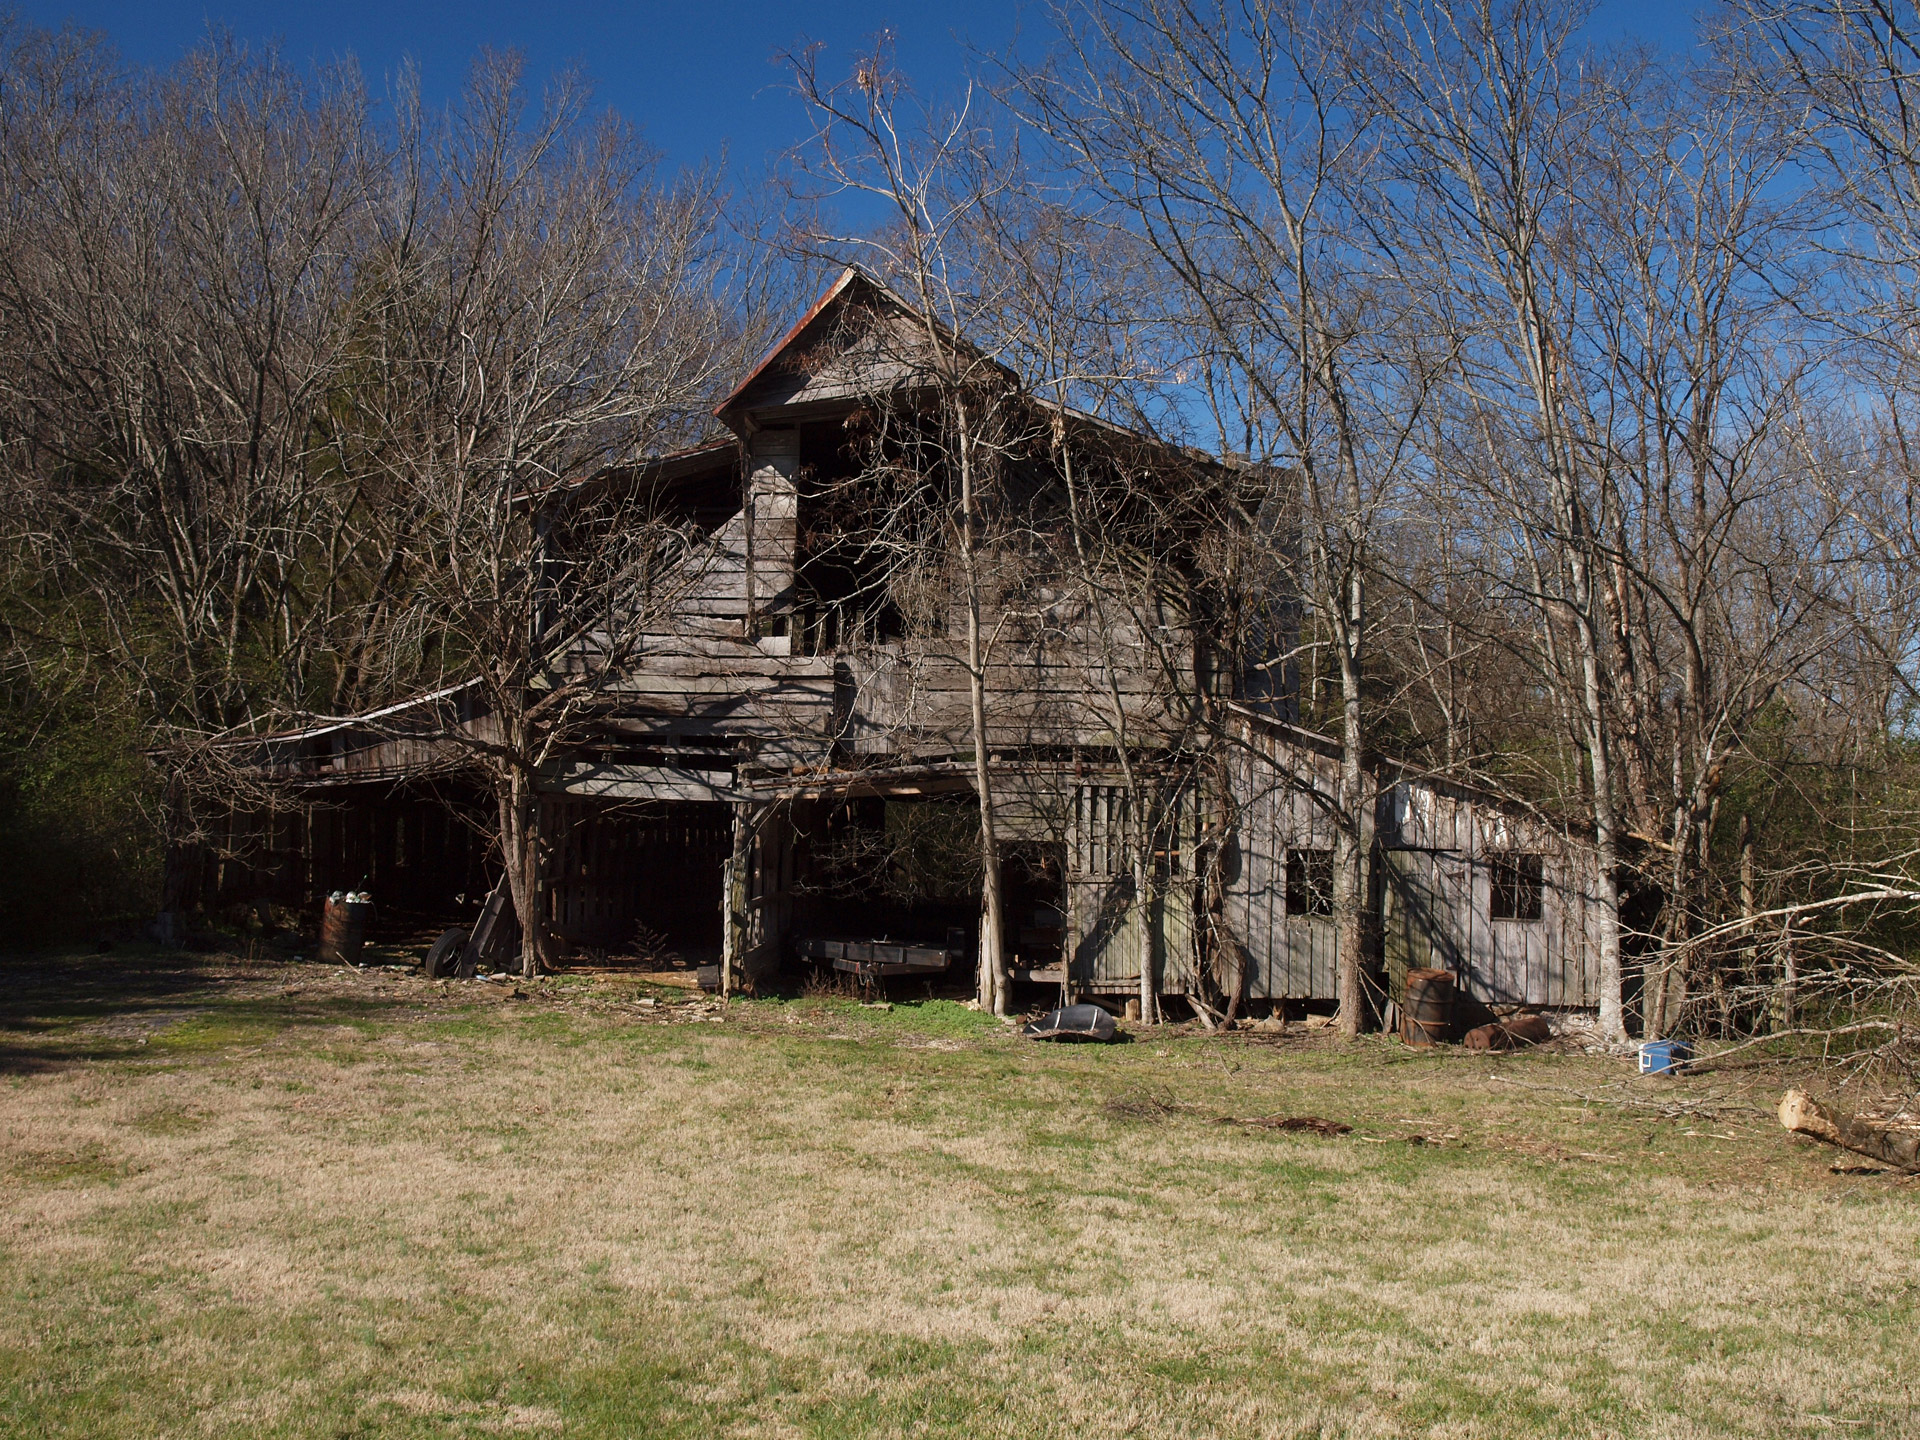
xmin=319 ymin=895 xmax=373 ymax=964
xmin=1402 ymin=968 xmax=1455 ymax=1046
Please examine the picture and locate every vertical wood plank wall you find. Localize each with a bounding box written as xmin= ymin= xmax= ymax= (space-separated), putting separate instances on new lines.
xmin=1226 ymin=718 xmax=1602 ymax=1008
xmin=1066 ymin=781 xmax=1197 ymax=995
xmin=1222 ymin=732 xmax=1343 ymax=1000
xmin=1378 ymin=781 xmax=1602 ymax=1007
xmin=739 ymin=802 xmax=796 ymax=980
xmin=541 ymin=799 xmax=732 ymax=954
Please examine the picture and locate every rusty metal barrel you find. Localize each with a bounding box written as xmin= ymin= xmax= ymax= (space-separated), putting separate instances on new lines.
xmin=1402 ymin=968 xmax=1455 ymax=1046
xmin=319 ymin=893 xmax=374 ymax=965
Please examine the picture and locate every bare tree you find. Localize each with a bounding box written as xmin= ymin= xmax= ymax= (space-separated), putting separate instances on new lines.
xmin=1352 ymin=0 xmax=1641 ymax=1040
xmin=1585 ymin=81 xmax=1828 ymax=1037
xmin=1009 ymin=0 xmax=1451 ymax=1034
xmin=1360 ymin=0 xmax=1857 ymax=1043
xmin=337 ymin=54 xmax=735 ymax=975
xmin=784 ymin=42 xmax=1036 ymax=1014
xmin=1700 ymin=0 xmax=1920 ymax=1041
xmin=0 ymin=26 xmax=373 ymax=929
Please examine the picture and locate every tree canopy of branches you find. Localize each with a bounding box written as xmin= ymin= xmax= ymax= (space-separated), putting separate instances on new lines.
xmin=0 ymin=25 xmax=744 ymax=951
xmin=983 ymin=0 xmax=1920 ymax=1042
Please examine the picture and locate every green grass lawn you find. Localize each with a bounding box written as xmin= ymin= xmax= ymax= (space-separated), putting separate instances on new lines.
xmin=1 ymin=947 xmax=1915 ymax=1438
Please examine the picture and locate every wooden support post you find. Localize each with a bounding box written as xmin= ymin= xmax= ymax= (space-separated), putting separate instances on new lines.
xmin=1771 ymin=919 xmax=1797 ymax=1034
xmin=1734 ymin=812 xmax=1755 ymax=1036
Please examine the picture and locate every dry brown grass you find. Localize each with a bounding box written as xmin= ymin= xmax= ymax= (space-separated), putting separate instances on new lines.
xmin=1 ymin=947 xmax=1917 ymax=1437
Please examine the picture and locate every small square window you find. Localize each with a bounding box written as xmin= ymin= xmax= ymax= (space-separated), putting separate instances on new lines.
xmin=1285 ymin=848 xmax=1334 ymax=917
xmin=1489 ymin=853 xmax=1544 ymax=921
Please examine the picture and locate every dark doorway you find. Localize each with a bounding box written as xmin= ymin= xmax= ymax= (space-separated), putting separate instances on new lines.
xmin=231 ymin=780 xmax=495 ymax=941
xmin=544 ymin=800 xmax=730 ymax=962
xmin=1001 ymin=843 xmax=1066 ymax=970
xmin=789 ymin=795 xmax=980 ymax=950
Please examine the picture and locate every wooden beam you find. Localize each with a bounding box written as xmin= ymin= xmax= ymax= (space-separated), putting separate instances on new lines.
xmin=542 ymin=762 xmax=739 ymax=803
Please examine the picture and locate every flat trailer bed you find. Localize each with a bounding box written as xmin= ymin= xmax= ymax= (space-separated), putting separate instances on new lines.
xmin=798 ymin=936 xmax=962 ymax=979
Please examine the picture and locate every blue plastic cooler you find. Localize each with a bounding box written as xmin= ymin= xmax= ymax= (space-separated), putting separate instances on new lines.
xmin=1638 ymin=1039 xmax=1692 ymax=1074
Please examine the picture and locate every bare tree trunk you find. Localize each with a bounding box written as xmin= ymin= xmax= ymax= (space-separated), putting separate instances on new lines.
xmin=1731 ymin=812 xmax=1754 ymax=1035
xmin=721 ymin=805 xmax=752 ymax=1001
xmin=956 ymin=396 xmax=1009 ymax=1015
xmin=1580 ymin=605 xmax=1628 ymax=1043
xmin=1739 ymin=812 xmax=1756 ymax=936
xmin=1334 ymin=572 xmax=1370 ymax=1037
xmin=1134 ymin=849 xmax=1157 ymax=1027
xmin=1779 ymin=1090 xmax=1920 ymax=1172
xmin=1050 ymin=418 xmax=1160 ymax=1025
xmin=498 ymin=758 xmax=550 ymax=980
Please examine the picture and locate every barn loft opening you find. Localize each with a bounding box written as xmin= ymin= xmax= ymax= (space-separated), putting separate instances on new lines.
xmin=790 ymin=417 xmax=909 ymax=656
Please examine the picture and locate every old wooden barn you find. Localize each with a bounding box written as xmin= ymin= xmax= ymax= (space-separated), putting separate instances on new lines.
xmin=215 ymin=267 xmax=1606 ymax=1021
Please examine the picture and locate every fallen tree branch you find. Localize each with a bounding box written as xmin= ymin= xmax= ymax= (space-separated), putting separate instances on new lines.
xmin=1673 ymin=889 xmax=1920 ymax=954
xmin=1778 ymin=1089 xmax=1920 ymax=1172
xmin=1678 ymin=1021 xmax=1903 ymax=1075
xmin=1485 ymin=1073 xmax=1765 ymax=1121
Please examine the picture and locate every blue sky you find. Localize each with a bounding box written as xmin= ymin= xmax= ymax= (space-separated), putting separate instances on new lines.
xmin=15 ymin=1 xmax=1710 ymax=188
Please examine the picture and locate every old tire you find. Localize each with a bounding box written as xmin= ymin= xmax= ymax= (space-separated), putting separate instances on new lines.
xmin=424 ymin=927 xmax=468 ymax=979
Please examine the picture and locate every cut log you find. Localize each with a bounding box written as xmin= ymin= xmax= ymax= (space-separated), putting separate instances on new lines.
xmin=1462 ymin=1014 xmax=1555 ymax=1051
xmin=1778 ymin=1089 xmax=1920 ymax=1172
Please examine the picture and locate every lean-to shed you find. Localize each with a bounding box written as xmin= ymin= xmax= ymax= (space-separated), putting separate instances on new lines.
xmin=1222 ymin=707 xmax=1606 ymax=1012
xmin=1376 ymin=776 xmax=1607 ymax=1009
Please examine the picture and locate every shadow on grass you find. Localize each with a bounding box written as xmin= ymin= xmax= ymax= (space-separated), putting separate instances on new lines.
xmin=0 ymin=946 xmax=394 ymax=1075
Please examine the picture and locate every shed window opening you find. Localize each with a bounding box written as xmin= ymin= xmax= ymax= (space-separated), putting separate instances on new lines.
xmin=1285 ymin=848 xmax=1334 ymax=917
xmin=1489 ymin=852 xmax=1544 ymax=922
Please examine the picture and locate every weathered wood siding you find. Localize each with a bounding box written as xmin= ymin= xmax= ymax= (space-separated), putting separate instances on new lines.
xmin=722 ymin=290 xmax=930 ymax=418
xmin=1220 ymin=726 xmax=1343 ymax=1001
xmin=637 ymin=429 xmax=793 ymax=633
xmin=249 ymin=701 xmax=502 ymax=786
xmin=1225 ymin=714 xmax=1603 ymax=1008
xmin=718 ymin=800 xmax=799 ymax=984
xmin=542 ymin=798 xmax=732 ymax=953
xmin=1065 ymin=781 xmax=1197 ymax=996
xmin=598 ymin=647 xmax=836 ymax=767
xmin=839 ymin=622 xmax=1189 ymax=756
xmin=1378 ymin=781 xmax=1603 ymax=1007
xmin=542 ymin=760 xmax=737 ymax=804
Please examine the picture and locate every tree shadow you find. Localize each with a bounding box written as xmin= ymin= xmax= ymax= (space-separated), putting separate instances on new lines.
xmin=0 ymin=946 xmax=358 ymax=1075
